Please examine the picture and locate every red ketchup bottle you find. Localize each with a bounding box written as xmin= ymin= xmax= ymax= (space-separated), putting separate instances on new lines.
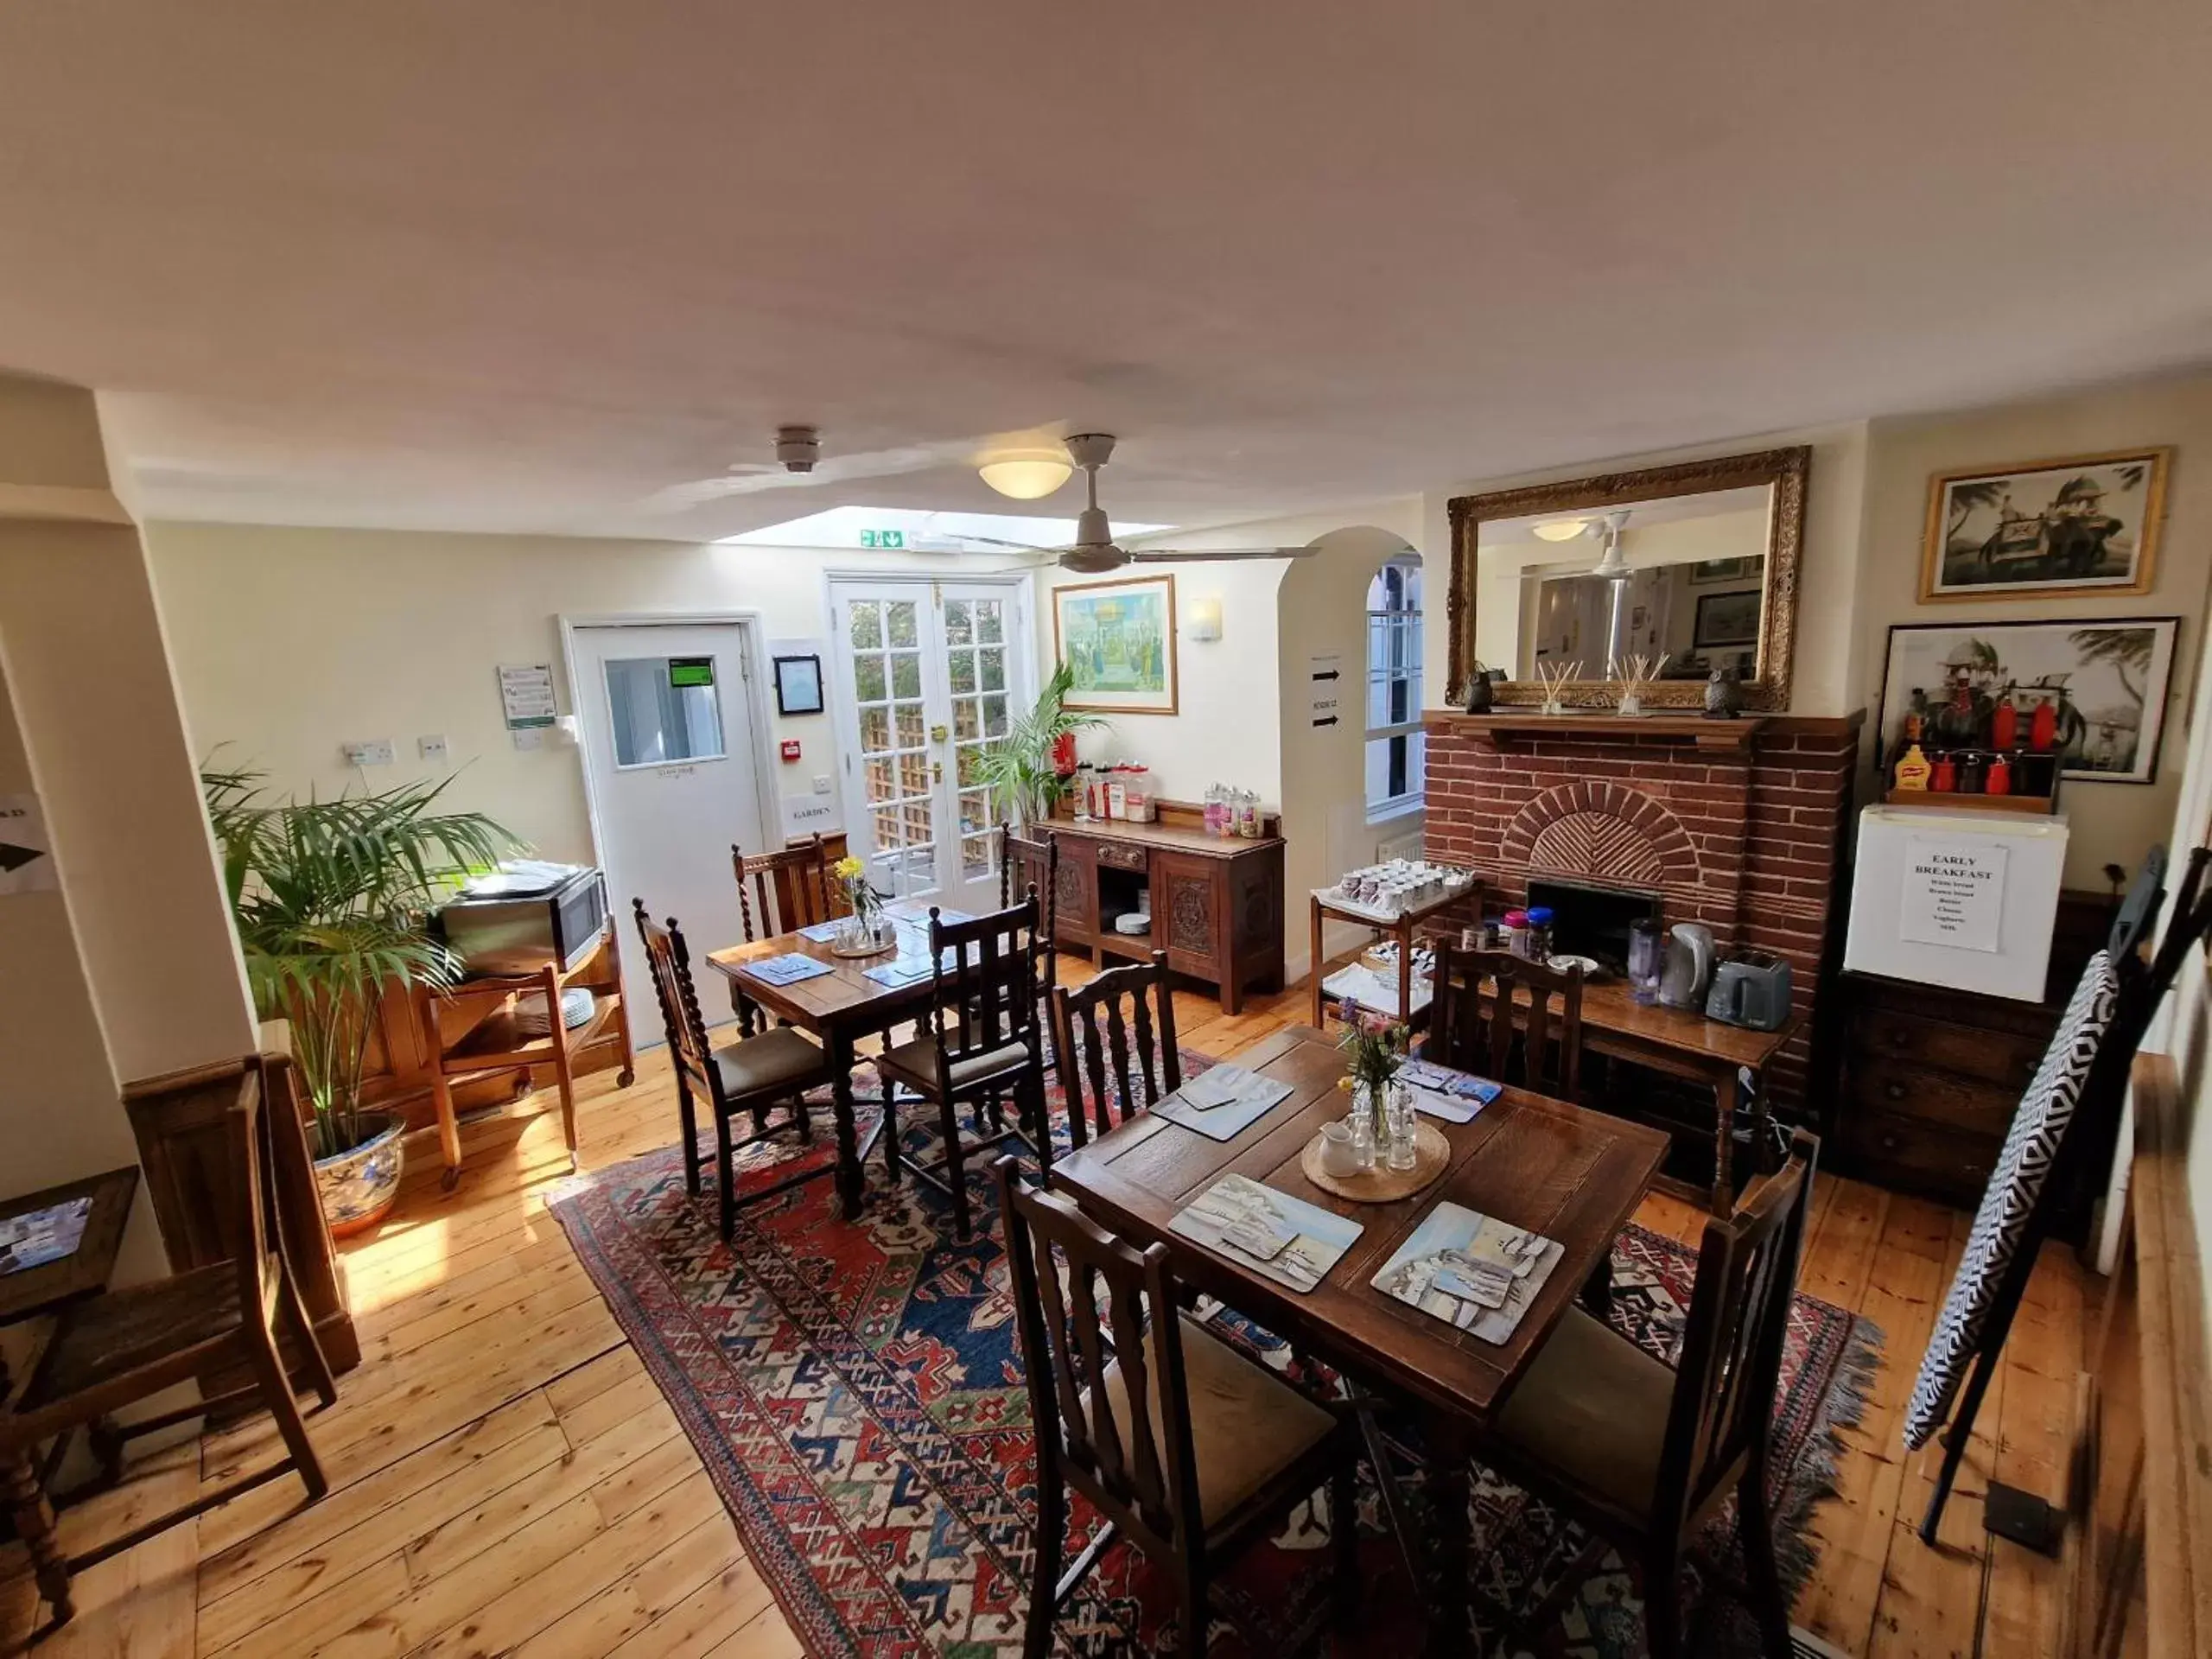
xmin=1986 ymin=754 xmax=2012 ymax=796
xmin=1930 ymin=753 xmax=1957 ymax=791
xmin=1991 ymin=700 xmax=2018 ymax=750
xmin=2031 ymin=698 xmax=2058 ymax=751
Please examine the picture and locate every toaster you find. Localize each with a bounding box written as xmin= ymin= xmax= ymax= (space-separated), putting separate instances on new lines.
xmin=1704 ymin=950 xmax=1792 ymax=1031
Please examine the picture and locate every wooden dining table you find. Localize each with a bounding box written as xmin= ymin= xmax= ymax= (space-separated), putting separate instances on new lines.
xmin=703 ymin=915 xmax=948 ymax=1219
xmin=1050 ymin=1025 xmax=1669 ymax=1655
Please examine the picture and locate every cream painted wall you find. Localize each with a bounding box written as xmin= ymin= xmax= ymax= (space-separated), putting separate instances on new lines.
xmin=1854 ymin=373 xmax=2212 ymax=888
xmin=145 ymin=522 xmax=1031 ymax=868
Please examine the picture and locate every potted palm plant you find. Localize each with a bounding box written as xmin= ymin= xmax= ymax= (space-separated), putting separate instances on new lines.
xmin=969 ymin=661 xmax=1108 ymax=830
xmin=204 ymin=767 xmax=522 ymax=1235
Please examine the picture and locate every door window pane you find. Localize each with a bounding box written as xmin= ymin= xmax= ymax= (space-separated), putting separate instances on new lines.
xmin=604 ymin=658 xmax=725 ymax=767
xmin=849 ymin=601 xmax=882 ymax=648
xmin=887 ymin=601 xmax=919 ymax=648
xmin=855 ymin=655 xmax=887 ymax=702
xmin=977 ymin=603 xmax=1004 ymax=645
xmin=892 ymin=652 xmax=922 ymax=698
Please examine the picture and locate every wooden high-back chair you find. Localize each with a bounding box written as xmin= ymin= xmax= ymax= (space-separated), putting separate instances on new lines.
xmin=993 ymin=1157 xmax=1358 ymax=1658
xmin=1427 ymin=937 xmax=1586 ymax=1096
xmin=1049 ymin=949 xmax=1180 ymax=1150
xmin=632 ymin=900 xmax=830 ymax=1238
xmin=1000 ymin=822 xmax=1063 ymax=998
xmin=733 ymin=833 xmax=837 ymax=942
xmin=872 ymin=895 xmax=1048 ymax=1238
xmin=1478 ymin=1130 xmax=1821 ymax=1657
xmin=2 ymin=1059 xmax=338 ymax=1629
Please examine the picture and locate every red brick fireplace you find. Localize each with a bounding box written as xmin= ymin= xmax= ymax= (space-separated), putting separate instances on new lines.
xmin=1421 ymin=711 xmax=1863 ymax=1110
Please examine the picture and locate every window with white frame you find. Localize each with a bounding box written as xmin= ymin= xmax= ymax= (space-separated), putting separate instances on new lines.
xmin=1365 ymin=558 xmax=1425 ymax=815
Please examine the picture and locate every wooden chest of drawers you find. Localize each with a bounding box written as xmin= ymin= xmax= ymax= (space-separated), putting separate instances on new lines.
xmin=1838 ymin=890 xmax=2114 ymax=1227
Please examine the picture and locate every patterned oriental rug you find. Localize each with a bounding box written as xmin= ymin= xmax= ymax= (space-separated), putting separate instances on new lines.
xmin=550 ymin=1064 xmax=1878 ymax=1657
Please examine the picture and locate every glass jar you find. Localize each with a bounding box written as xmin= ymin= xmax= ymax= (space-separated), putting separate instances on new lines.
xmin=1524 ymin=906 xmax=1555 ymax=964
xmin=1628 ymin=918 xmax=1663 ymax=1006
xmin=1348 ymin=1090 xmax=1378 ymax=1172
xmin=1503 ymin=908 xmax=1530 ymax=959
xmin=1384 ymin=1083 xmax=1419 ymax=1172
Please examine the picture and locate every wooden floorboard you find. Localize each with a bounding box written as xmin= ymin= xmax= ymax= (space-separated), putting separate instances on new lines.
xmin=0 ymin=952 xmax=2089 ymax=1656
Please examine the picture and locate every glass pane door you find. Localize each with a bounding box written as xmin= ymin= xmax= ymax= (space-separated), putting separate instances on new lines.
xmin=830 ymin=579 xmax=1033 ymax=912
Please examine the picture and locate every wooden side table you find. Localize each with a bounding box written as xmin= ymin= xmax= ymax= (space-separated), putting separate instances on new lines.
xmin=1308 ymin=881 xmax=1478 ymax=1027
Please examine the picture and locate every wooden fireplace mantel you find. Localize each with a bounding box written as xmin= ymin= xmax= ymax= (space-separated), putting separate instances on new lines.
xmin=1422 ymin=709 xmax=1770 ymax=751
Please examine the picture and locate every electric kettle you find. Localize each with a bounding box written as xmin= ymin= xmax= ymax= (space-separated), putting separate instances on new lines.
xmin=1656 ymin=923 xmax=1716 ymax=1010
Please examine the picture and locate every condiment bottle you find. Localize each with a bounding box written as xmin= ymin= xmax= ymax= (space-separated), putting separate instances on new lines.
xmin=1524 ymin=906 xmax=1555 ymax=963
xmin=1930 ymin=753 xmax=1957 ymax=791
xmin=2031 ymin=699 xmax=2058 ymax=751
xmin=1893 ymin=743 xmax=1932 ymax=791
xmin=1503 ymin=908 xmax=1530 ymax=958
xmin=1986 ymin=754 xmax=2012 ymax=795
xmin=1991 ymin=700 xmax=2018 ymax=749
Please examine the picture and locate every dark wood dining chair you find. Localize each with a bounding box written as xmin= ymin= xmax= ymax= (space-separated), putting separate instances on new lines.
xmin=632 ymin=900 xmax=831 ymax=1239
xmin=1049 ymin=949 xmax=1180 ymax=1150
xmin=872 ymin=896 xmax=1049 ymax=1239
xmin=1426 ymin=937 xmax=1586 ymax=1096
xmin=993 ymin=1157 xmax=1359 ymax=1658
xmin=1000 ymin=821 xmax=1063 ymax=1007
xmin=1472 ymin=1129 xmax=1821 ymax=1657
xmin=733 ymin=833 xmax=837 ymax=944
xmin=0 ymin=1058 xmax=337 ymax=1629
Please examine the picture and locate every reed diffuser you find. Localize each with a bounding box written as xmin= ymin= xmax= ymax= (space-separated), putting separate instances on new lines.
xmin=1611 ymin=652 xmax=1656 ymax=716
xmin=1533 ymin=658 xmax=1581 ymax=716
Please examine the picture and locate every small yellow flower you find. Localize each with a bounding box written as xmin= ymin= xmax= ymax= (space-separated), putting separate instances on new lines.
xmin=833 ymin=856 xmax=865 ymax=880
xmin=1336 ymin=1076 xmax=1353 ymax=1091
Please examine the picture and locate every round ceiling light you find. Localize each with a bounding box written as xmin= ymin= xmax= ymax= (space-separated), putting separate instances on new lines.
xmin=977 ymin=452 xmax=1073 ymax=499
xmin=1531 ymin=518 xmax=1589 ymax=542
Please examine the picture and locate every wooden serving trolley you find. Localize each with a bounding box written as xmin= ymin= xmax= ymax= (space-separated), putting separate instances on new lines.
xmin=410 ymin=924 xmax=635 ymax=1188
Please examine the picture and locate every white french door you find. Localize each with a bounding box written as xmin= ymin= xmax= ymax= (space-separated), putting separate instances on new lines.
xmin=827 ymin=577 xmax=1034 ymax=915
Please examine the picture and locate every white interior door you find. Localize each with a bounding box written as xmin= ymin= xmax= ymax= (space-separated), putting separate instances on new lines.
xmin=828 ymin=578 xmax=1031 ymax=915
xmin=569 ymin=620 xmax=773 ymax=1031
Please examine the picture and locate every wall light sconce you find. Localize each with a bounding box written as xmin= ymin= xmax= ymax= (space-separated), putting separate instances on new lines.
xmin=1185 ymin=595 xmax=1224 ymax=641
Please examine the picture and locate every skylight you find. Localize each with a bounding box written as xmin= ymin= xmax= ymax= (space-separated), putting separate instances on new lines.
xmin=720 ymin=505 xmax=1173 ymax=552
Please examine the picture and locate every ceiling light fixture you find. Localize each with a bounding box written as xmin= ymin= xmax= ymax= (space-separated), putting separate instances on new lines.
xmin=977 ymin=451 xmax=1074 ymax=499
xmin=1531 ymin=518 xmax=1590 ymax=542
xmin=1586 ymin=512 xmax=1635 ymax=582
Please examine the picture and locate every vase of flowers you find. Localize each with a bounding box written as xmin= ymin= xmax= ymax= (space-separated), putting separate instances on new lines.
xmin=1336 ymin=999 xmax=1408 ymax=1171
xmin=831 ymin=855 xmax=895 ymax=954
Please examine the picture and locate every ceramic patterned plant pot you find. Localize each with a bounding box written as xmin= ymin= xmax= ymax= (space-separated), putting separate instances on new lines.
xmin=313 ymin=1114 xmax=407 ymax=1237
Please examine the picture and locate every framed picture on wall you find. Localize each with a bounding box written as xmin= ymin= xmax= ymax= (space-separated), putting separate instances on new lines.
xmin=1876 ymin=617 xmax=2181 ymax=785
xmin=772 ymin=653 xmax=824 ymax=715
xmin=1689 ymin=556 xmax=1759 ymax=585
xmin=1920 ymin=447 xmax=2171 ymax=601
xmin=1693 ymin=589 xmax=1760 ymax=649
xmin=1053 ymin=574 xmax=1179 ymax=715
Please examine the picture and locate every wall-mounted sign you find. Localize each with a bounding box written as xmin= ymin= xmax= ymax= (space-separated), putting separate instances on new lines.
xmin=859 ymin=529 xmax=906 ymax=550
xmin=1899 ymin=835 xmax=2008 ymax=954
xmin=497 ymin=663 xmax=558 ymax=751
xmin=782 ymin=793 xmax=841 ymax=837
xmin=1308 ymin=653 xmax=1343 ymax=728
xmin=0 ymin=791 xmax=56 ymax=896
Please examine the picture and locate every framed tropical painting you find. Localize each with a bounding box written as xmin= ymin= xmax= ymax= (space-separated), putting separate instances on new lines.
xmin=1919 ymin=448 xmax=2170 ymax=601
xmin=1876 ymin=617 xmax=2181 ymax=785
xmin=1053 ymin=574 xmax=1178 ymax=715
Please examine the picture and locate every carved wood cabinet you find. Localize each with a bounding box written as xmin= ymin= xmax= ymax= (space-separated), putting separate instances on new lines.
xmin=1008 ymin=803 xmax=1284 ymax=1014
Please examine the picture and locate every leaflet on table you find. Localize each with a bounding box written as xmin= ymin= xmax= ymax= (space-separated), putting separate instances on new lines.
xmin=0 ymin=1195 xmax=94 ymax=1276
xmin=1395 ymin=1058 xmax=1502 ymax=1124
xmin=1167 ymin=1174 xmax=1362 ymax=1294
xmin=1370 ymin=1202 xmax=1563 ymax=1343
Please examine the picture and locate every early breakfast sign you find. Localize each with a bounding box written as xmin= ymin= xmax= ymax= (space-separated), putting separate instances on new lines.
xmin=1898 ymin=836 xmax=2008 ymax=954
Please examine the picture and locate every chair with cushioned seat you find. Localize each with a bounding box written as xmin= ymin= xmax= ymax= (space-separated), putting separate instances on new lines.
xmin=1473 ymin=1129 xmax=1821 ymax=1658
xmin=994 ymin=1157 xmax=1359 ymax=1658
xmin=632 ymin=900 xmax=831 ymax=1239
xmin=873 ymin=896 xmax=1048 ymax=1239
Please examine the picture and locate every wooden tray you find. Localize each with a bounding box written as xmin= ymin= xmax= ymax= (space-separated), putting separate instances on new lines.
xmin=829 ymin=929 xmax=899 ymax=959
xmin=1300 ymin=1120 xmax=1451 ymax=1203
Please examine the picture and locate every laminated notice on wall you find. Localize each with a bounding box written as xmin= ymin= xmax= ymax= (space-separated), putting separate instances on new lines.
xmin=0 ymin=792 xmax=56 ymax=896
xmin=1898 ymin=835 xmax=2007 ymax=954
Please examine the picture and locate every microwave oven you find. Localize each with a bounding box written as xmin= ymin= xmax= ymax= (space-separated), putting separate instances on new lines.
xmin=433 ymin=861 xmax=610 ymax=976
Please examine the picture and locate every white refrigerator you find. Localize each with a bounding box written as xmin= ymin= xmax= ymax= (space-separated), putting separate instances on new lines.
xmin=1843 ymin=804 xmax=2069 ymax=1001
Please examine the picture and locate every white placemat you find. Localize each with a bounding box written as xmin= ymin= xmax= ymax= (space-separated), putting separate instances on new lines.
xmin=1150 ymin=1065 xmax=1294 ymax=1141
xmin=1370 ymin=1201 xmax=1564 ymax=1344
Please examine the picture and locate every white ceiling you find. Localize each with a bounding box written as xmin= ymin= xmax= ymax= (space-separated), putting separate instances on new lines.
xmin=2 ymin=2 xmax=2208 ymax=542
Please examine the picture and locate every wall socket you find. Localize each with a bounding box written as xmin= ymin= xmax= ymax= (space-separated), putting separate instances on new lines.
xmin=812 ymin=774 xmax=833 ymax=795
xmin=417 ymin=734 xmax=449 ymax=763
xmin=342 ymin=738 xmax=395 ymax=767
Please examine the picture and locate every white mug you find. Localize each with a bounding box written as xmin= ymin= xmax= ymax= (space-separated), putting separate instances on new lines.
xmin=1318 ymin=1120 xmax=1361 ymax=1179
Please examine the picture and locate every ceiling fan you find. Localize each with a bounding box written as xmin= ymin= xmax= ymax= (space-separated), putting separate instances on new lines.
xmin=1540 ymin=509 xmax=1635 ymax=582
xmin=637 ymin=425 xmax=983 ymax=512
xmin=978 ymin=435 xmax=1317 ymax=575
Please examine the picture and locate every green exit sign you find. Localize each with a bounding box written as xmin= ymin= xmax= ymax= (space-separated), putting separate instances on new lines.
xmin=859 ymin=529 xmax=906 ymax=549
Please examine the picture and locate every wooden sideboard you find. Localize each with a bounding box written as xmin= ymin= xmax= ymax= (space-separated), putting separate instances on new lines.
xmin=1008 ymin=803 xmax=1284 ymax=1014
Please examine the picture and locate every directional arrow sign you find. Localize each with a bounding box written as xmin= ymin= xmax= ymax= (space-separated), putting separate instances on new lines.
xmin=0 ymin=792 xmax=56 ymax=893
xmin=0 ymin=842 xmax=42 ymax=874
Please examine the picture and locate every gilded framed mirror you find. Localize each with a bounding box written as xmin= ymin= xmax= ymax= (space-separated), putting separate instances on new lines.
xmin=1446 ymin=445 xmax=1809 ymax=712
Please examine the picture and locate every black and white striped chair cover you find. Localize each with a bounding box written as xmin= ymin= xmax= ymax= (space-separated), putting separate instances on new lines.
xmin=1903 ymin=949 xmax=2119 ymax=1450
